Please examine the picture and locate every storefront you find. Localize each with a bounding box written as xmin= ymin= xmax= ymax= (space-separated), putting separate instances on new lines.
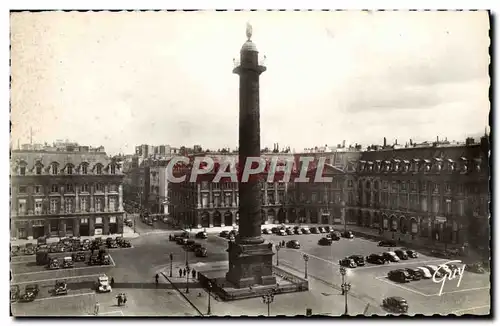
xmin=109 ymin=216 xmax=118 ymax=234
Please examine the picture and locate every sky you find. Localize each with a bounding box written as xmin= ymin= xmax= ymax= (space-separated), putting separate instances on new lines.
xmin=10 ymin=10 xmax=490 ymax=155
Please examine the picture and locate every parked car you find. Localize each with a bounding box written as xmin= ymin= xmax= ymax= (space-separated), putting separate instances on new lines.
xmin=195 ymin=247 xmax=208 ymax=257
xmin=262 ymin=228 xmax=271 ymax=235
xmin=415 ymin=267 xmax=433 ymax=279
xmin=286 ymin=240 xmax=301 ymax=249
xmin=423 ymin=265 xmax=444 ymax=277
xmin=97 ymin=275 xmax=112 ymax=293
xmin=324 ymin=226 xmax=332 ymax=233
xmin=329 ymin=232 xmax=341 ymax=241
xmin=184 ymin=240 xmax=196 ymax=251
xmin=448 ymin=263 xmax=462 ymax=275
xmin=465 ymin=263 xmax=485 ymax=274
xmin=62 ymin=257 xmax=74 ymax=268
xmin=318 ymin=226 xmax=326 ymax=233
xmin=286 ymin=228 xmax=294 ymax=235
xmin=196 ymin=231 xmax=208 ymax=239
xmin=271 ymin=227 xmax=279 ymax=234
xmin=176 ymin=237 xmax=189 ymax=245
xmin=382 ymin=251 xmax=400 ymax=262
xmin=348 ymin=255 xmax=365 ymax=266
xmin=219 ymin=231 xmax=230 ymax=238
xmin=72 ymin=252 xmax=86 ymax=262
xmin=278 ymin=229 xmax=287 ymax=236
xmin=301 ymin=228 xmax=311 ymax=234
xmin=394 ymin=250 xmax=409 ymax=260
xmin=54 ymin=281 xmax=68 ymax=296
xmin=366 ymin=254 xmax=386 ymax=265
xmin=382 ymin=296 xmax=409 ymax=314
xmin=107 ymin=240 xmax=119 ymax=249
xmin=405 ymin=250 xmax=418 ymax=258
xmin=11 ymin=245 xmax=21 ymax=256
xmin=294 ymin=228 xmax=303 ymax=235
xmin=48 ymin=257 xmax=60 ymax=269
xmin=310 ymin=227 xmax=319 ymax=234
xmin=388 ymin=269 xmax=412 ymax=283
xmin=120 ymin=239 xmax=132 ymax=248
xmin=24 ymin=243 xmax=36 ymax=255
xmin=378 ymin=240 xmax=397 ymax=247
xmin=339 ymin=257 xmax=357 ymax=268
xmin=20 ymin=284 xmax=40 ymax=302
xmin=318 ymin=237 xmax=333 ymax=246
xmin=341 ymin=231 xmax=354 ymax=239
xmin=404 ymin=268 xmax=423 ymax=281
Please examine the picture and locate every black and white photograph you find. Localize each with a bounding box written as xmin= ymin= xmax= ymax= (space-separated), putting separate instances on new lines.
xmin=9 ymin=9 xmax=491 ymax=317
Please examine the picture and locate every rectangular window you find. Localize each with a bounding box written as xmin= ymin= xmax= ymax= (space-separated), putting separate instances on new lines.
xmin=109 ymin=184 xmax=117 ymax=192
xmin=421 ymin=181 xmax=427 ymax=191
xmin=421 ymin=197 xmax=428 ymax=212
xmin=446 ymin=199 xmax=452 ymax=214
xmin=81 ymin=184 xmax=89 ymax=192
xmin=18 ymin=186 xmax=27 ymax=194
xmin=36 ymin=166 xmax=42 ymax=175
xmin=96 ymin=165 xmax=102 ymax=175
xmin=67 ymin=166 xmax=73 ymax=175
xmin=347 ymin=180 xmax=353 ymax=188
xmin=111 ymin=165 xmax=116 ymax=174
xmin=95 ymin=198 xmax=102 ymax=212
xmin=445 ymin=183 xmax=451 ymax=192
xmin=432 ymin=197 xmax=439 ymax=213
xmin=383 ymin=181 xmax=388 ymax=190
xmin=109 ymin=197 xmax=116 ymax=212
xmin=95 ymin=217 xmax=103 ymax=224
xmin=51 ymin=185 xmax=59 ymax=193
xmin=50 ymin=199 xmax=58 ymax=214
xmin=82 ymin=165 xmax=88 ymax=175
xmin=401 ymin=182 xmax=407 ymax=191
xmin=458 ymin=200 xmax=464 ymax=216
xmin=457 ymin=184 xmax=464 ymax=194
xmin=311 ymin=193 xmax=317 ymax=203
xmin=80 ymin=218 xmax=88 ymax=224
xmin=52 ymin=165 xmax=58 ymax=175
xmin=392 ymin=182 xmax=398 ymax=192
xmin=65 ymin=198 xmax=73 ymax=213
xmin=19 ymin=166 xmax=26 ymax=176
xmin=66 ymin=184 xmax=74 ymax=192
xmin=95 ymin=184 xmax=103 ymax=192
xmin=18 ymin=199 xmax=26 ymax=215
xmin=410 ymin=182 xmax=416 ymax=191
xmin=80 ymin=197 xmax=87 ymax=212
xmin=34 ymin=185 xmax=41 ymax=194
xmin=433 ymin=183 xmax=440 ymax=193
xmin=110 ymin=216 xmax=116 ymax=223
xmin=35 ymin=201 xmax=43 ymax=215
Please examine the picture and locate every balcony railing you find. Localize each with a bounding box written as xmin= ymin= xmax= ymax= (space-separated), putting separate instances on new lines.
xmin=233 ymin=53 xmax=267 ymax=69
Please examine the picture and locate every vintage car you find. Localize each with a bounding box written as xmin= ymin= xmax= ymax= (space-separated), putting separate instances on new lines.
xmin=394 ymin=250 xmax=409 ymax=260
xmin=285 ymin=228 xmax=294 ymax=235
xmin=423 ymin=265 xmax=445 ymax=277
xmin=195 ymin=247 xmax=208 ymax=257
xmin=324 ymin=226 xmax=332 ymax=233
xmin=24 ymin=243 xmax=36 ymax=255
xmin=54 ymin=281 xmax=68 ymax=296
xmin=11 ymin=245 xmax=21 ymax=256
xmin=415 ymin=267 xmax=433 ymax=279
xmin=72 ymin=251 xmax=86 ymax=262
xmin=378 ymin=240 xmax=397 ymax=247
xmin=10 ymin=285 xmax=20 ymax=303
xmin=115 ymin=237 xmax=124 ymax=245
xmin=262 ymin=228 xmax=271 ymax=235
xmin=219 ymin=231 xmax=230 ymax=238
xmin=366 ymin=254 xmax=386 ymax=265
xmin=48 ymin=244 xmax=59 ymax=253
xmin=317 ymin=227 xmax=326 ymax=233
xmin=176 ymin=237 xmax=189 ymax=245
xmin=382 ymin=296 xmax=409 ymax=314
xmin=318 ymin=237 xmax=333 ymax=246
xmin=48 ymin=257 xmax=60 ymax=270
xmin=293 ymin=228 xmax=303 ymax=235
xmin=339 ymin=257 xmax=357 ymax=268
xmin=62 ymin=256 xmax=74 ymax=268
xmin=195 ymin=231 xmax=208 ymax=239
xmin=404 ymin=268 xmax=424 ymax=281
xmin=81 ymin=240 xmax=91 ymax=251
xmin=120 ymin=239 xmax=132 ymax=248
xmin=100 ymin=253 xmax=111 ymax=265
xmin=310 ymin=227 xmax=319 ymax=234
xmin=405 ymin=250 xmax=419 ymax=258
xmin=88 ymin=254 xmax=101 ymax=266
xmin=97 ymin=275 xmax=112 ymax=293
xmin=388 ymin=269 xmax=412 ymax=283
xmin=301 ymin=228 xmax=311 ymax=234
xmin=286 ymin=240 xmax=301 ymax=249
xmin=184 ymin=240 xmax=196 ymax=251
xmin=341 ymin=231 xmax=354 ymax=239
xmin=329 ymin=232 xmax=341 ymax=241
xmin=278 ymin=229 xmax=287 ymax=236
xmin=348 ymin=255 xmax=366 ymax=267
xmin=20 ymin=284 xmax=40 ymax=302
xmin=382 ymin=252 xmax=400 ymax=263
xmin=107 ymin=240 xmax=119 ymax=249
xmin=465 ymin=263 xmax=486 ymax=274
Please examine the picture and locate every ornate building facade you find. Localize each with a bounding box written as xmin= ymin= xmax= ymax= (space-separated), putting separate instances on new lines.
xmin=10 ymin=145 xmax=125 ymax=239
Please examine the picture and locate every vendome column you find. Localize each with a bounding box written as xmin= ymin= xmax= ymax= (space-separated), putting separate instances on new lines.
xmin=226 ymin=24 xmax=276 ymax=288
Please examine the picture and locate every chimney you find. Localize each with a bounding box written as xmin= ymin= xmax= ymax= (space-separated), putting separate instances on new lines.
xmin=437 ymin=136 xmax=439 ymax=143
xmin=342 ymin=140 xmax=346 ymax=148
xmin=383 ymin=137 xmax=387 ymax=147
xmin=410 ymin=139 xmax=413 ymax=146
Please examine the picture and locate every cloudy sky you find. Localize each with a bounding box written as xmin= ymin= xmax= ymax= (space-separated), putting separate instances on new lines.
xmin=10 ymin=11 xmax=490 ymax=155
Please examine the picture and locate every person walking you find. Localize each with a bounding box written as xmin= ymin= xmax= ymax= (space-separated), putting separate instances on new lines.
xmin=191 ymin=269 xmax=196 ymax=279
xmin=110 ymin=277 xmax=115 ymax=287
xmin=179 ymin=268 xmax=182 ymax=278
xmin=94 ymin=301 xmax=100 ymax=316
xmin=155 ymin=273 xmax=159 ymax=286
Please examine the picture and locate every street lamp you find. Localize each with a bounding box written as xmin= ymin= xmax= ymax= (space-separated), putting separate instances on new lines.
xmin=207 ymin=281 xmax=213 ymax=315
xmin=339 ymin=266 xmax=351 ymax=316
xmin=262 ymin=289 xmax=276 ymax=316
xmin=303 ymin=254 xmax=309 ymax=279
xmin=275 ymin=244 xmax=281 ymax=266
xmin=169 ymin=253 xmax=173 ymax=277
xmin=185 ymin=264 xmax=191 ymax=294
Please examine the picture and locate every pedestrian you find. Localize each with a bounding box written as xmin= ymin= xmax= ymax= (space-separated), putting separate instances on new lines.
xmin=94 ymin=301 xmax=100 ymax=316
xmin=123 ymin=293 xmax=127 ymax=305
xmin=192 ymin=269 xmax=196 ymax=279
xmin=110 ymin=277 xmax=115 ymax=287
xmin=179 ymin=268 xmax=182 ymax=278
xmin=183 ymin=268 xmax=186 ymax=277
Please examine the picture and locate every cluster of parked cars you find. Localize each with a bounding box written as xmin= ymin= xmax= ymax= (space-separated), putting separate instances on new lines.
xmin=388 ymin=262 xmax=464 ymax=283
xmin=338 ymin=249 xmax=419 ymax=268
xmin=10 ymin=280 xmax=69 ymax=303
xmin=171 ymin=232 xmax=208 ymax=257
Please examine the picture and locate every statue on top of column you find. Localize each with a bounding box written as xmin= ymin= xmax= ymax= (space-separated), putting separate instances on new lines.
xmin=246 ymin=22 xmax=253 ymax=41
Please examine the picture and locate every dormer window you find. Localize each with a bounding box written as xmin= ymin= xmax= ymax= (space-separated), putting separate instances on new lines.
xmin=96 ymin=165 xmax=102 ymax=175
xmin=19 ymin=166 xmax=26 ymax=176
xmin=67 ymin=165 xmax=73 ymax=175
xmin=51 ymin=164 xmax=58 ymax=175
xmin=36 ymin=166 xmax=42 ymax=175
xmin=81 ymin=164 xmax=88 ymax=175
xmin=110 ymin=164 xmax=116 ymax=174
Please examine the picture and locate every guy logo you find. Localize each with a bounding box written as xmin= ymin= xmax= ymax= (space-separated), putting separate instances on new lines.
xmin=431 ymin=260 xmax=466 ymax=296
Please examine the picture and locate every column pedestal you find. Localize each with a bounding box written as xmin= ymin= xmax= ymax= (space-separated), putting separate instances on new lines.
xmin=226 ymin=241 xmax=276 ymax=288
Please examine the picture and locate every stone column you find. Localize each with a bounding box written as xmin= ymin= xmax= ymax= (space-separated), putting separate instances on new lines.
xmin=208 ymin=211 xmax=214 ymax=228
xmin=118 ymin=184 xmax=124 ymax=211
xmin=306 ymin=209 xmax=311 ymax=224
xmin=274 ymin=184 xmax=279 ymax=205
xmin=44 ymin=220 xmax=50 ymax=237
xmin=264 ymin=183 xmax=269 ymax=206
xmin=232 ymin=210 xmax=237 ymax=226
xmin=89 ymin=217 xmax=95 ymax=236
xmin=197 ymin=184 xmax=202 ymax=208
xmin=196 ymin=212 xmax=202 ymax=228
xmin=117 ymin=215 xmax=124 ymax=234
xmin=232 ymin=188 xmax=237 ymax=207
xmin=104 ymin=184 xmax=109 ymax=212
xmin=103 ymin=216 xmax=110 ymax=235
xmin=284 ymin=210 xmax=289 ymax=223
xmin=60 ymin=194 xmax=64 ymax=213
xmin=90 ymin=185 xmax=95 ymax=212
xmin=59 ymin=219 xmax=66 ymax=236
xmin=26 ymin=221 xmax=33 ymax=240
xmin=73 ymin=218 xmax=80 ymax=237
xmin=209 ymin=186 xmax=214 ymax=208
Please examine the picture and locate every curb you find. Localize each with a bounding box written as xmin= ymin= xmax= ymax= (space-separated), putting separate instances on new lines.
xmin=160 ymin=272 xmax=204 ymax=316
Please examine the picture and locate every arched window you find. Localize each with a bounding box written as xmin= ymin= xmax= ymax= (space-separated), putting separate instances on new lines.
xmin=51 ymin=163 xmax=59 ymax=175
xmin=110 ymin=164 xmax=116 ymax=174
xmin=96 ymin=164 xmax=102 ymax=175
xmin=67 ymin=164 xmax=73 ymax=175
xmin=81 ymin=163 xmax=88 ymax=175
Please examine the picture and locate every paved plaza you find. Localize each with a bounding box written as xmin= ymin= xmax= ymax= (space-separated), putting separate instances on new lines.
xmin=11 ymin=224 xmax=490 ymax=317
